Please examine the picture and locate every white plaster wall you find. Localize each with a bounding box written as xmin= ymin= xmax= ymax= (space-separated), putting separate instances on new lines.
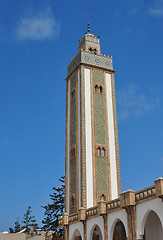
xmin=67 ymin=80 xmax=70 ymax=214
xmin=69 ymin=222 xmax=84 ymax=240
xmin=84 ymin=68 xmax=93 ymax=208
xmin=107 ymin=209 xmax=128 ymax=240
xmin=105 ymin=73 xmax=118 ymax=200
xmin=87 ymin=216 xmax=104 ymax=240
xmin=78 ymin=69 xmax=81 ymax=209
xmin=137 ymin=198 xmax=163 ymax=239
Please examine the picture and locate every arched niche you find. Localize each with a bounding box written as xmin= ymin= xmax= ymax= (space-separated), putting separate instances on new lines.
xmin=144 ymin=210 xmax=163 ymax=240
xmin=112 ymin=219 xmax=127 ymax=240
xmin=71 ymin=229 xmax=82 ymax=240
xmin=90 ymin=224 xmax=103 ymax=240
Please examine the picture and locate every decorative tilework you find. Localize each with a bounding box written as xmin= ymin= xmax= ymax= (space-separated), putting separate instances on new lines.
xmin=70 ymin=72 xmax=77 ymax=90
xmin=70 ymin=98 xmax=76 ymax=147
xmin=81 ymin=52 xmax=112 ymax=70
xmin=70 ymin=72 xmax=77 ymax=147
xmin=70 ymin=72 xmax=77 ymax=214
xmin=70 ymin=157 xmax=77 ymax=214
xmin=67 ymin=51 xmax=113 ymax=75
xmin=96 ymin=157 xmax=109 ymax=201
xmin=93 ymin=69 xmax=104 ymax=84
xmin=85 ymin=36 xmax=99 ymax=43
xmin=93 ymin=69 xmax=109 ymax=202
xmin=94 ymin=93 xmax=106 ymax=145
xmin=111 ymin=75 xmax=122 ymax=195
xmin=68 ymin=53 xmax=81 ymax=75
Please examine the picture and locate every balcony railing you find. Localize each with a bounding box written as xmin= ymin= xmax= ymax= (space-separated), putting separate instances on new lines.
xmin=69 ymin=213 xmax=78 ymax=223
xmin=86 ymin=206 xmax=98 ymax=218
xmin=135 ymin=185 xmax=156 ymax=202
xmin=58 ymin=184 xmax=158 ymax=226
xmin=107 ymin=198 xmax=120 ymax=212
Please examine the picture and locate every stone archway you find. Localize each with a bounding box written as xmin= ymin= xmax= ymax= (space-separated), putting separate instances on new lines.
xmin=71 ymin=229 xmax=82 ymax=240
xmin=113 ymin=220 xmax=127 ymax=240
xmin=91 ymin=225 xmax=102 ymax=240
xmin=144 ymin=210 xmax=163 ymax=240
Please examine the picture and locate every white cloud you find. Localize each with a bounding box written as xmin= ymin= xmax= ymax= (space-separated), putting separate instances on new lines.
xmin=117 ymin=84 xmax=160 ymax=120
xmin=15 ymin=8 xmax=60 ymax=42
xmin=149 ymin=8 xmax=163 ymax=17
xmin=148 ymin=0 xmax=163 ymax=17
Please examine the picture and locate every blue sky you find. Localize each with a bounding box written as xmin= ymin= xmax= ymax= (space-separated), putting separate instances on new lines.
xmin=0 ymin=0 xmax=163 ymax=232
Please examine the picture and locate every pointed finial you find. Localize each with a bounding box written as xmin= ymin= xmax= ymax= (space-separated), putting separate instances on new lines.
xmin=87 ymin=23 xmax=90 ymax=33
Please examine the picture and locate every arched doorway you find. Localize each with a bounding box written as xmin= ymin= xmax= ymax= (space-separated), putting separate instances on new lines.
xmin=113 ymin=220 xmax=127 ymax=240
xmin=144 ymin=210 xmax=163 ymax=240
xmin=72 ymin=229 xmax=82 ymax=240
xmin=92 ymin=225 xmax=102 ymax=240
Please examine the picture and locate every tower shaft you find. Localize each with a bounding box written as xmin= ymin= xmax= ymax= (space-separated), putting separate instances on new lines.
xmin=65 ymin=33 xmax=121 ymax=214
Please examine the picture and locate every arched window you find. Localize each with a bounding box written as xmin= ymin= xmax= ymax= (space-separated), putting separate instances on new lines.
xmin=101 ymin=148 xmax=105 ymax=157
xmin=71 ymin=89 xmax=75 ymax=99
xmin=73 ymin=148 xmax=75 ymax=157
xmin=95 ymin=85 xmax=98 ymax=92
xmin=97 ymin=147 xmax=101 ymax=156
xmin=70 ymin=147 xmax=76 ymax=158
xmin=91 ymin=225 xmax=102 ymax=240
xmin=94 ymin=48 xmax=97 ymax=54
xmin=101 ymin=194 xmax=105 ymax=201
xmin=113 ymin=220 xmax=127 ymax=240
xmin=100 ymin=86 xmax=103 ymax=93
xmin=71 ymin=196 xmax=75 ymax=207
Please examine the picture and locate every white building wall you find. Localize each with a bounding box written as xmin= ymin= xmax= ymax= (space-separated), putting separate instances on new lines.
xmin=69 ymin=222 xmax=84 ymax=240
xmin=136 ymin=198 xmax=163 ymax=239
xmin=68 ymin=197 xmax=163 ymax=240
xmin=67 ymin=80 xmax=70 ymax=214
xmin=87 ymin=216 xmax=104 ymax=240
xmin=107 ymin=209 xmax=128 ymax=240
xmin=105 ymin=73 xmax=118 ymax=199
xmin=84 ymin=68 xmax=93 ymax=208
xmin=78 ymin=69 xmax=81 ymax=209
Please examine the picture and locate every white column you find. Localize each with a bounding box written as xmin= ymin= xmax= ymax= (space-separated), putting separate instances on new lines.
xmin=78 ymin=69 xmax=81 ymax=209
xmin=67 ymin=80 xmax=70 ymax=213
xmin=105 ymin=73 xmax=118 ymax=199
xmin=84 ymin=68 xmax=93 ymax=208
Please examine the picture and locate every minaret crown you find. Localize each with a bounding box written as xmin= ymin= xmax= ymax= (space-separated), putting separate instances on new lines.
xmin=78 ymin=33 xmax=101 ymax=55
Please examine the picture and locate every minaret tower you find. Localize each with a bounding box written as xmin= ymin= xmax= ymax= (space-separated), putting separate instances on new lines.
xmin=65 ymin=27 xmax=121 ymax=215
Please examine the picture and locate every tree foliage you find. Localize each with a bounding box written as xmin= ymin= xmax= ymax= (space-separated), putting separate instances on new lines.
xmin=42 ymin=176 xmax=65 ymax=237
xmin=22 ymin=206 xmax=38 ymax=234
xmin=14 ymin=218 xmax=21 ymax=233
xmin=9 ymin=206 xmax=38 ymax=234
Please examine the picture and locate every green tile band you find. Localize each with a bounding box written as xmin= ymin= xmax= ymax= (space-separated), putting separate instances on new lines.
xmin=96 ymin=157 xmax=109 ymax=201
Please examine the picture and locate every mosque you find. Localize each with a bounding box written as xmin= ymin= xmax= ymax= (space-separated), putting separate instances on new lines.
xmin=58 ymin=27 xmax=163 ymax=240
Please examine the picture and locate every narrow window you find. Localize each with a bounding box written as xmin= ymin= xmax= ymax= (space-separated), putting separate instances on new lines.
xmin=97 ymin=147 xmax=101 ymax=156
xmin=101 ymin=194 xmax=105 ymax=201
xmin=94 ymin=48 xmax=97 ymax=54
xmin=71 ymin=89 xmax=75 ymax=99
xmin=71 ymin=196 xmax=75 ymax=207
xmin=73 ymin=148 xmax=75 ymax=157
xmin=95 ymin=85 xmax=98 ymax=92
xmin=101 ymin=148 xmax=105 ymax=157
xmin=100 ymin=86 xmax=103 ymax=93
